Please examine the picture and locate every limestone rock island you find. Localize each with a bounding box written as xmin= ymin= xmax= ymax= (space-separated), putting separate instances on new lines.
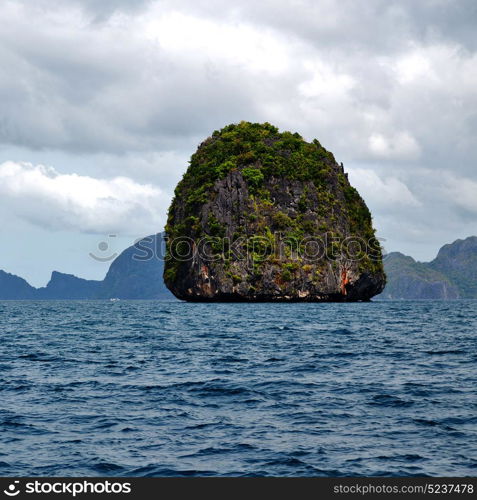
xmin=164 ymin=122 xmax=386 ymax=301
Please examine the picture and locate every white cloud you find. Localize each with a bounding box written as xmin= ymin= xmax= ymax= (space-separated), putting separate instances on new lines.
xmin=441 ymin=174 xmax=477 ymax=214
xmin=368 ymin=131 xmax=421 ymax=160
xmin=395 ymin=52 xmax=434 ymax=84
xmin=347 ymin=168 xmax=421 ymax=209
xmin=0 ymin=161 xmax=169 ymax=234
xmin=142 ymin=11 xmax=292 ymax=75
xmin=298 ymin=60 xmax=355 ymax=99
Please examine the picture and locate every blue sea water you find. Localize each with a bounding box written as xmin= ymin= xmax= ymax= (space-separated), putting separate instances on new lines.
xmin=0 ymin=300 xmax=475 ymax=477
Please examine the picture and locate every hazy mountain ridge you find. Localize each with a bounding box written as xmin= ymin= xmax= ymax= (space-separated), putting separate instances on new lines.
xmin=35 ymin=271 xmax=102 ymax=300
xmin=0 ymin=270 xmax=38 ymax=299
xmin=379 ymin=236 xmax=477 ymax=300
xmin=96 ymin=234 xmax=173 ymax=300
xmin=0 ymin=234 xmax=173 ymax=300
xmin=429 ymin=237 xmax=477 ymax=298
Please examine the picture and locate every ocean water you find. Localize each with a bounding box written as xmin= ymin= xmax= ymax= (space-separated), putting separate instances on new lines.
xmin=0 ymin=300 xmax=475 ymax=477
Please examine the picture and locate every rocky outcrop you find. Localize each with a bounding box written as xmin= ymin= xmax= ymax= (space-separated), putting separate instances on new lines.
xmin=164 ymin=121 xmax=385 ymax=301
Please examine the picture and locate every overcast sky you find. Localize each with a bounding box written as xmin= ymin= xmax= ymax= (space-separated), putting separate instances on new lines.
xmin=0 ymin=0 xmax=476 ymax=286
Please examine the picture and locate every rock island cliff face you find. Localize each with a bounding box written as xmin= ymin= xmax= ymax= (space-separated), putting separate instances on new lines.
xmin=164 ymin=122 xmax=385 ymax=301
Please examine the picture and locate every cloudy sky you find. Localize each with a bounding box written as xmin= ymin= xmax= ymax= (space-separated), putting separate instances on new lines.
xmin=0 ymin=0 xmax=476 ymax=286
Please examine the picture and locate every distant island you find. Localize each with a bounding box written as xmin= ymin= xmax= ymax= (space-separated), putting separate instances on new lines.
xmin=0 ymin=234 xmax=173 ymax=300
xmin=0 ymin=234 xmax=476 ymax=301
xmin=379 ymin=236 xmax=477 ymax=300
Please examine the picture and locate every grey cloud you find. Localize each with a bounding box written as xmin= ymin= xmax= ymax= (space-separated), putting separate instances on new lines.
xmin=0 ymin=4 xmax=261 ymax=153
xmin=1 ymin=0 xmax=475 ymax=166
xmin=77 ymin=0 xmax=152 ymax=19
xmin=13 ymin=0 xmax=153 ymax=21
xmin=165 ymin=0 xmax=477 ymax=52
xmin=0 ymin=0 xmax=475 ymax=262
xmin=0 ymin=161 xmax=169 ymax=235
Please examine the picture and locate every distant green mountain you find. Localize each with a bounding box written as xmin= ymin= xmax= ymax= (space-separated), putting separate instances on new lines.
xmin=430 ymin=236 xmax=477 ymax=298
xmin=0 ymin=270 xmax=37 ymax=299
xmin=0 ymin=234 xmax=174 ymax=300
xmin=380 ymin=236 xmax=477 ymax=300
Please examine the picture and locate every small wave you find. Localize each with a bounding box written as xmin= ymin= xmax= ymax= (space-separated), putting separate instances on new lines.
xmin=376 ymin=454 xmax=425 ymax=463
xmin=127 ymin=465 xmax=216 ymax=477
xmin=413 ymin=418 xmax=439 ymax=427
xmin=292 ymin=363 xmax=319 ymax=372
xmin=330 ymin=328 xmax=355 ymax=335
xmin=189 ymin=384 xmax=255 ymax=397
xmin=19 ymin=353 xmax=57 ymax=362
xmin=90 ymin=461 xmax=125 ymax=473
xmin=439 ymin=416 xmax=477 ymax=426
xmin=253 ymin=380 xmax=317 ymax=390
xmin=265 ymin=457 xmax=308 ymax=467
xmin=333 ymin=351 xmax=356 ymax=358
xmin=0 ymin=383 xmax=31 ymax=392
xmin=183 ymin=422 xmax=223 ymax=430
xmin=369 ymin=394 xmax=414 ymax=407
xmin=0 ymin=419 xmax=51 ymax=435
xmin=93 ymin=420 xmax=119 ymax=430
xmin=424 ymin=350 xmax=464 ymax=355
xmin=180 ymin=446 xmax=243 ymax=458
xmin=262 ymin=457 xmax=324 ymax=474
xmin=290 ymin=449 xmax=314 ymax=457
xmin=213 ymin=356 xmax=248 ymax=363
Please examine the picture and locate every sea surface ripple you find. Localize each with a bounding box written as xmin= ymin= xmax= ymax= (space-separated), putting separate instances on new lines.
xmin=0 ymin=300 xmax=476 ymax=477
